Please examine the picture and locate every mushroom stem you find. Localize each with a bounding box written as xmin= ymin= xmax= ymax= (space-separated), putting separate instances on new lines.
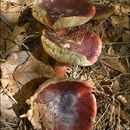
xmin=55 ymin=28 xmax=67 ymax=37
xmin=54 ymin=61 xmax=68 ymax=77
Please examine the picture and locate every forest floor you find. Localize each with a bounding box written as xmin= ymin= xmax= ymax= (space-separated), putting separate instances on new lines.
xmin=0 ymin=0 xmax=130 ymax=130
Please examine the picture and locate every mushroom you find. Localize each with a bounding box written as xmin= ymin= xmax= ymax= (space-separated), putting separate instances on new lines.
xmin=92 ymin=4 xmax=115 ymax=20
xmin=32 ymin=0 xmax=96 ymax=29
xmin=41 ymin=28 xmax=102 ymax=77
xmin=54 ymin=61 xmax=68 ymax=77
xmin=21 ymin=77 xmax=97 ymax=130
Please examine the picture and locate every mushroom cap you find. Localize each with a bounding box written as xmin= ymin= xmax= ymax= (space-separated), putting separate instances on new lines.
xmin=92 ymin=4 xmax=115 ymax=20
xmin=32 ymin=0 xmax=95 ymax=29
xmin=24 ymin=77 xmax=97 ymax=130
xmin=41 ymin=28 xmax=102 ymax=66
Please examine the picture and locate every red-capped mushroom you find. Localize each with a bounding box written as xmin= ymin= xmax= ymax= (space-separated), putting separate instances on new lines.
xmin=41 ymin=28 xmax=102 ymax=66
xmin=92 ymin=4 xmax=115 ymax=20
xmin=21 ymin=77 xmax=97 ymax=130
xmin=32 ymin=0 xmax=95 ymax=29
xmin=41 ymin=28 xmax=102 ymax=77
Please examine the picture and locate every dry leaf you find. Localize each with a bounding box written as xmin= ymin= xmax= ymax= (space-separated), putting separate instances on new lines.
xmin=0 ymin=2 xmax=20 ymax=25
xmin=0 ymin=23 xmax=21 ymax=56
xmin=113 ymin=79 xmax=120 ymax=94
xmin=120 ymin=46 xmax=128 ymax=56
xmin=13 ymin=24 xmax=28 ymax=47
xmin=81 ymin=74 xmax=95 ymax=88
xmin=114 ymin=3 xmax=122 ymax=16
xmin=115 ymin=119 xmax=125 ymax=130
xmin=111 ymin=16 xmax=129 ymax=28
xmin=115 ymin=107 xmax=129 ymax=123
xmin=0 ymin=51 xmax=54 ymax=121
xmin=0 ymin=22 xmax=9 ymax=39
xmin=109 ymin=105 xmax=115 ymax=124
xmin=87 ymin=78 xmax=96 ymax=88
xmin=101 ymin=59 xmax=127 ymax=73
xmin=8 ymin=0 xmax=22 ymax=4
xmin=24 ymin=0 xmax=34 ymax=6
xmin=81 ymin=73 xmax=87 ymax=81
xmin=1 ymin=51 xmax=54 ymax=96
xmin=13 ymin=55 xmax=53 ymax=85
xmin=117 ymin=95 xmax=128 ymax=107
xmin=123 ymin=31 xmax=130 ymax=42
xmin=100 ymin=54 xmax=127 ymax=73
xmin=31 ymin=44 xmax=49 ymax=64
xmin=107 ymin=46 xmax=115 ymax=55
xmin=21 ymin=103 xmax=47 ymax=129
xmin=6 ymin=39 xmax=20 ymax=56
xmin=0 ymin=94 xmax=17 ymax=121
xmin=13 ymin=25 xmax=26 ymax=37
xmin=5 ymin=24 xmax=29 ymax=56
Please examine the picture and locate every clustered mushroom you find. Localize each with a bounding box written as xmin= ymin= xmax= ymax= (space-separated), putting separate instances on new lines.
xmin=92 ymin=4 xmax=115 ymax=20
xmin=21 ymin=77 xmax=97 ymax=130
xmin=32 ymin=0 xmax=96 ymax=29
xmin=41 ymin=28 xmax=102 ymax=77
xmin=22 ymin=0 xmax=115 ymax=129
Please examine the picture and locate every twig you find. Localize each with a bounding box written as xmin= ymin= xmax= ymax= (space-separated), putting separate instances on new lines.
xmin=17 ymin=3 xmax=33 ymax=13
xmin=0 ymin=59 xmax=6 ymax=62
xmin=103 ymin=42 xmax=130 ymax=45
xmin=0 ymin=118 xmax=14 ymax=130
xmin=101 ymin=28 xmax=105 ymax=40
xmin=118 ymin=89 xmax=130 ymax=95
xmin=3 ymin=91 xmax=18 ymax=104
xmin=126 ymin=57 xmax=130 ymax=68
xmin=111 ymin=73 xmax=130 ymax=81
xmin=100 ymin=55 xmax=130 ymax=59
xmin=94 ymin=104 xmax=110 ymax=127
xmin=93 ymin=90 xmax=110 ymax=96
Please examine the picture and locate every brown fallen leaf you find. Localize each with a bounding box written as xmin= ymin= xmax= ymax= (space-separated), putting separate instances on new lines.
xmin=13 ymin=54 xmax=53 ymax=85
xmin=0 ymin=22 xmax=9 ymax=39
xmin=32 ymin=44 xmax=49 ymax=64
xmin=0 ymin=2 xmax=20 ymax=26
xmin=1 ymin=51 xmax=54 ymax=96
xmin=100 ymin=53 xmax=127 ymax=73
xmin=123 ymin=31 xmax=130 ymax=43
xmin=6 ymin=40 xmax=20 ymax=57
xmin=12 ymin=24 xmax=28 ymax=48
xmin=114 ymin=3 xmax=122 ymax=16
xmin=117 ymin=95 xmax=128 ymax=107
xmin=0 ymin=94 xmax=17 ymax=121
xmin=24 ymin=0 xmax=34 ymax=6
xmin=13 ymin=25 xmax=26 ymax=37
xmin=0 ymin=22 xmax=21 ymax=57
xmin=0 ymin=51 xmax=54 ymax=121
xmin=111 ymin=16 xmax=129 ymax=28
xmin=7 ymin=0 xmax=21 ymax=4
xmin=115 ymin=118 xmax=125 ymax=130
xmin=112 ymin=79 xmax=120 ymax=94
xmin=11 ymin=0 xmax=34 ymax=6
xmin=20 ymin=103 xmax=47 ymax=129
xmin=81 ymin=73 xmax=95 ymax=88
xmin=115 ymin=107 xmax=129 ymax=124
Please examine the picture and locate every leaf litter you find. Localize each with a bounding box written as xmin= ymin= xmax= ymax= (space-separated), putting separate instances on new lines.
xmin=0 ymin=0 xmax=130 ymax=129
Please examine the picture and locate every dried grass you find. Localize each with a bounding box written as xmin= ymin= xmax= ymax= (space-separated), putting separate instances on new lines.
xmin=0 ymin=0 xmax=130 ymax=129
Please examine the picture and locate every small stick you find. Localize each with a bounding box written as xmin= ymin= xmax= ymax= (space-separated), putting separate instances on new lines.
xmin=0 ymin=118 xmax=14 ymax=130
xmin=103 ymin=42 xmax=130 ymax=45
